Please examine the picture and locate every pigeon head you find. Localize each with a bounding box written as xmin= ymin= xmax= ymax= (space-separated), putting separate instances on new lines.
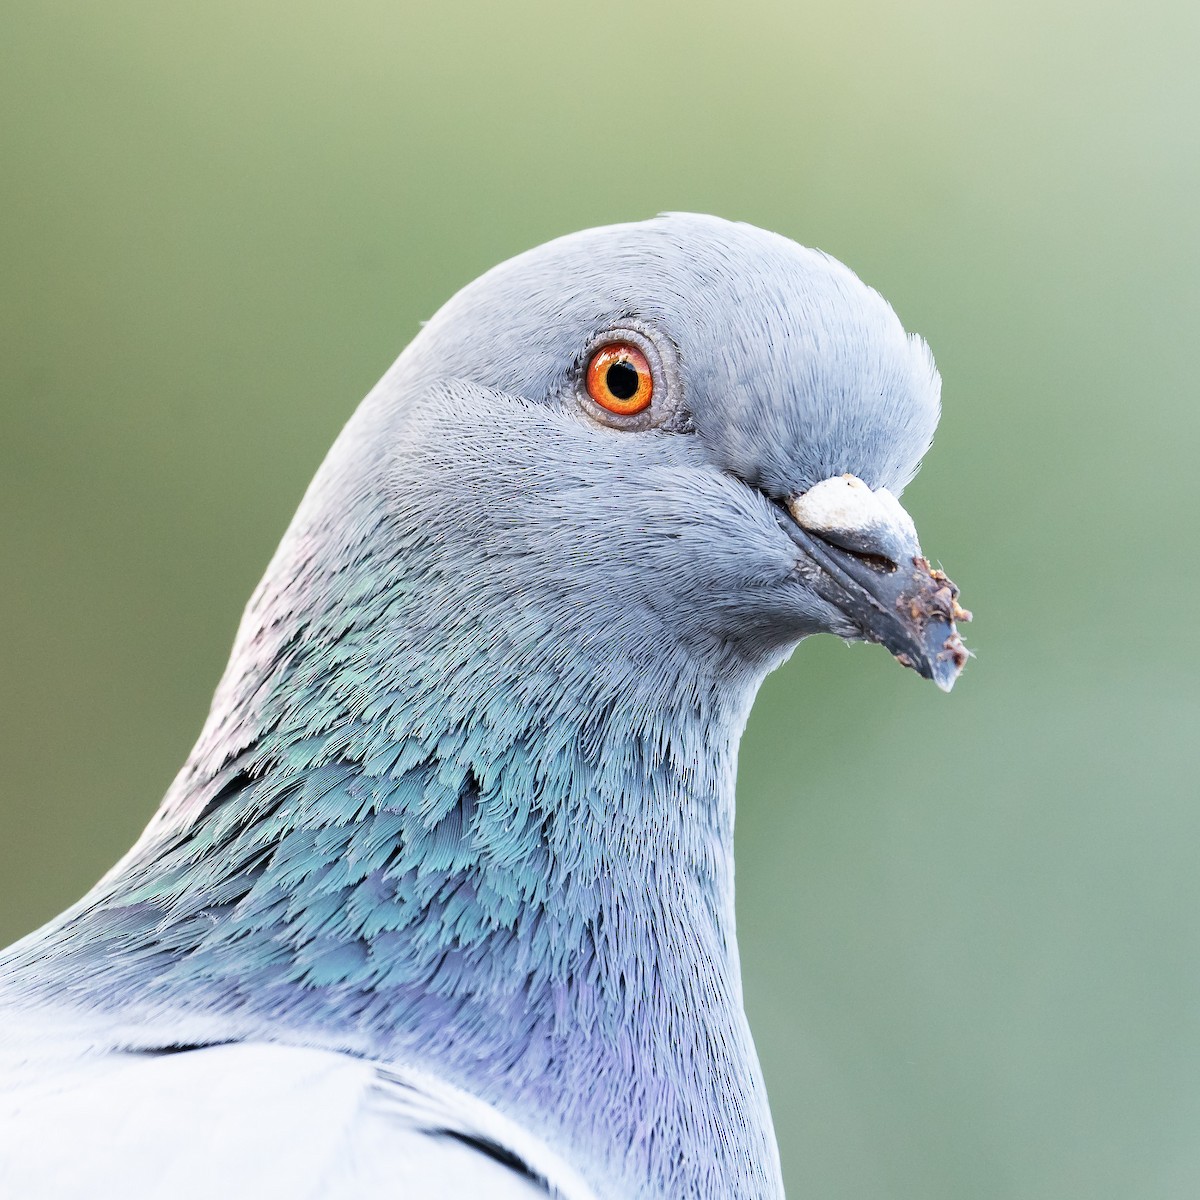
xmin=277 ymin=212 xmax=966 ymax=722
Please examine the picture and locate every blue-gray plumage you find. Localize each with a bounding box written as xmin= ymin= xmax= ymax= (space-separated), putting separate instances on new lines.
xmin=0 ymin=214 xmax=968 ymax=1199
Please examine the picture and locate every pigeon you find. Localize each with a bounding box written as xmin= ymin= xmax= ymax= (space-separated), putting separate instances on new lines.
xmin=0 ymin=214 xmax=969 ymax=1199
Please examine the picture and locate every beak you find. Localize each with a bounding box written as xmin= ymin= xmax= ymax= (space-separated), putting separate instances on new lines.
xmin=778 ymin=474 xmax=971 ymax=691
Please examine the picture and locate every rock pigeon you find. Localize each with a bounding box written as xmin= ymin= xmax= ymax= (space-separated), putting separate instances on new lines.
xmin=0 ymin=214 xmax=969 ymax=1199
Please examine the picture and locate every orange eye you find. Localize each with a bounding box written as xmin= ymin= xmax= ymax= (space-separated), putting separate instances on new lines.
xmin=585 ymin=343 xmax=654 ymax=416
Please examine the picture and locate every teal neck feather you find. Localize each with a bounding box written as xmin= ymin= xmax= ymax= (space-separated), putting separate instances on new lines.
xmin=15 ymin=408 xmax=787 ymax=1197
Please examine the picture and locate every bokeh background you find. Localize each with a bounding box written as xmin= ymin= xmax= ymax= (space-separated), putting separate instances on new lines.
xmin=2 ymin=2 xmax=1197 ymax=1196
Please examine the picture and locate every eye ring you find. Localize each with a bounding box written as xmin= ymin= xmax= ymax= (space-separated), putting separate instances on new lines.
xmin=574 ymin=324 xmax=683 ymax=431
xmin=586 ymin=343 xmax=654 ymax=416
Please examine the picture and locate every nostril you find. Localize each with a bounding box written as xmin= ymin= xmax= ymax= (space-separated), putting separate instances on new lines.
xmin=781 ymin=479 xmax=919 ymax=569
xmin=848 ymin=549 xmax=898 ymax=573
xmin=770 ymin=496 xmax=902 ymax=572
xmin=809 ymin=529 xmax=899 ymax=573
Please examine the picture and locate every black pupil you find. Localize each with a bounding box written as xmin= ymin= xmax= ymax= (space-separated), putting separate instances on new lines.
xmin=605 ymin=360 xmax=640 ymax=401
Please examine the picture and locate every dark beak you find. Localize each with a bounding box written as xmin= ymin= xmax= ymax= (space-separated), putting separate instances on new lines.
xmin=778 ymin=475 xmax=971 ymax=691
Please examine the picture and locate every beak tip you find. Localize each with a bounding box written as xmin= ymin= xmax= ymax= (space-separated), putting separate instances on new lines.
xmin=889 ymin=617 xmax=969 ymax=691
xmin=927 ymin=623 xmax=971 ymax=692
xmin=933 ymin=666 xmax=959 ymax=694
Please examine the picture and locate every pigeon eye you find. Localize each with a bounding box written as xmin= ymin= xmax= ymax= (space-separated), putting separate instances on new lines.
xmin=585 ymin=343 xmax=654 ymax=416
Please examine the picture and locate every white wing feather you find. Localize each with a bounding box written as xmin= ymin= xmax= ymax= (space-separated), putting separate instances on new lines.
xmin=0 ymin=1016 xmax=600 ymax=1200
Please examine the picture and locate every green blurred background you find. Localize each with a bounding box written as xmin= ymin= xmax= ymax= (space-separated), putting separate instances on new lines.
xmin=2 ymin=1 xmax=1196 ymax=1196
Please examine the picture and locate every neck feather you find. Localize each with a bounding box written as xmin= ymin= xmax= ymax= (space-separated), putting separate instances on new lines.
xmin=13 ymin=426 xmax=787 ymax=1198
